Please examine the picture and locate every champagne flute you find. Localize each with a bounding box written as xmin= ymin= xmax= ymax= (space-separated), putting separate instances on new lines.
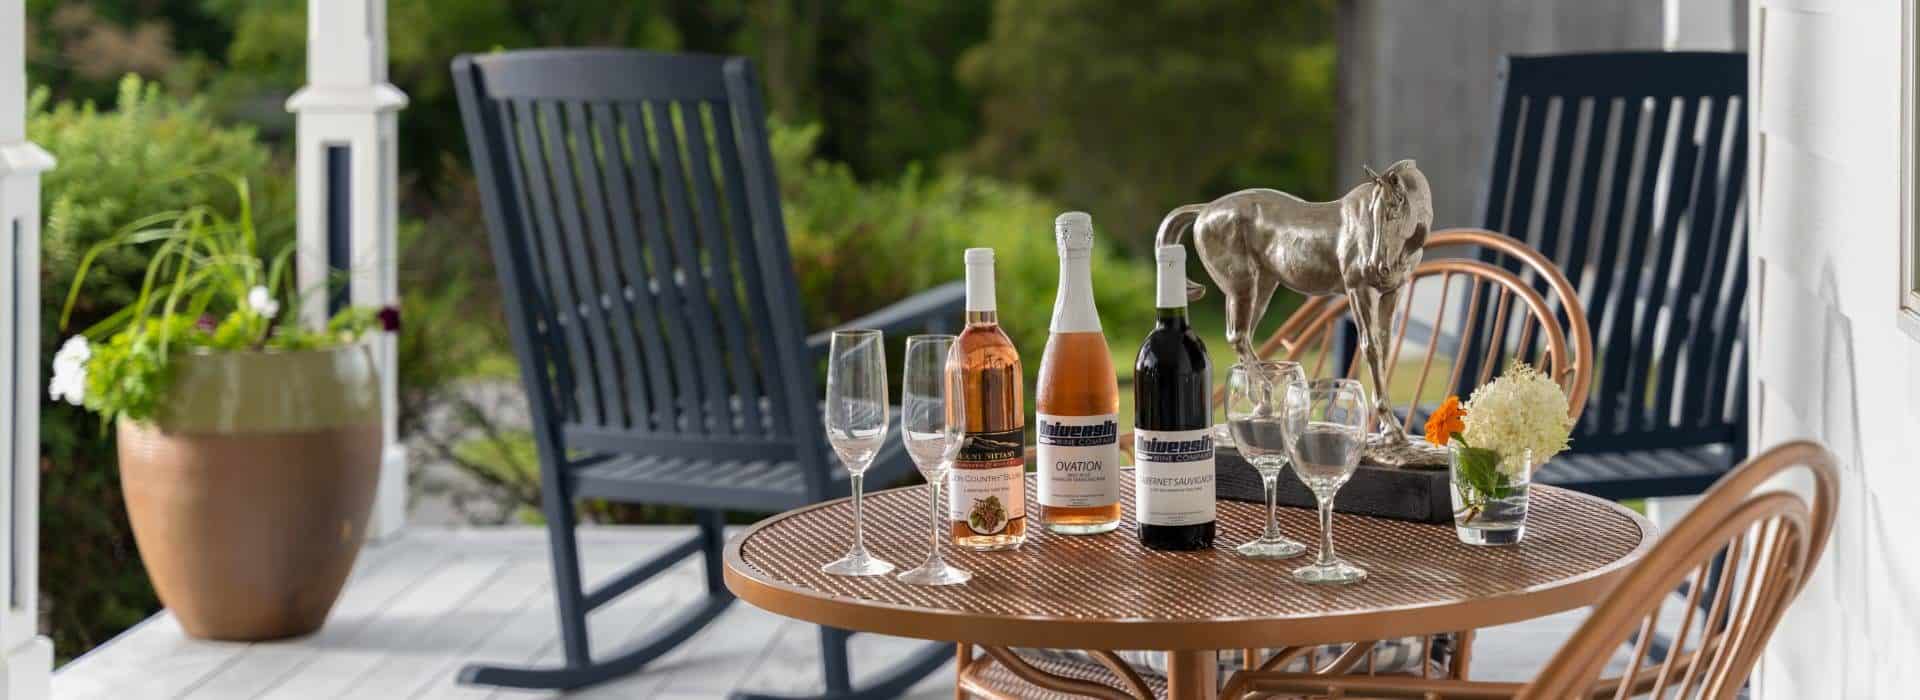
xmin=1286 ymin=378 xmax=1370 ymax=585
xmin=822 ymin=329 xmax=894 ymax=576
xmin=1226 ymin=361 xmax=1309 ymax=559
xmin=896 ymin=335 xmax=972 ymax=586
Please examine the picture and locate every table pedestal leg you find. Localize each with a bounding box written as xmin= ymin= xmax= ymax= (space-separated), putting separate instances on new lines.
xmin=1165 ymin=650 xmax=1218 ymax=700
xmin=954 ymin=643 xmax=972 ymax=700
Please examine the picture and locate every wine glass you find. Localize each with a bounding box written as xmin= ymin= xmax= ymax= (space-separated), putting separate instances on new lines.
xmin=1286 ymin=378 xmax=1370 ymax=585
xmin=1226 ymin=361 xmax=1309 ymax=559
xmin=822 ymin=329 xmax=894 ymax=576
xmin=896 ymin=335 xmax=972 ymax=586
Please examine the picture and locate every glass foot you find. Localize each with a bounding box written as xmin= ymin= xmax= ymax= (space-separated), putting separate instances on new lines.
xmin=1235 ymin=536 xmax=1307 ymax=559
xmin=1456 ymin=524 xmax=1526 ymax=545
xmin=896 ymin=561 xmax=972 ymax=586
xmin=1293 ymin=558 xmax=1368 ymax=585
xmin=821 ymin=552 xmax=895 ymax=577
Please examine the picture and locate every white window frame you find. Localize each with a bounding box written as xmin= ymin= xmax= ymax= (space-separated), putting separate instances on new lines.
xmin=1903 ymin=0 xmax=1920 ymax=339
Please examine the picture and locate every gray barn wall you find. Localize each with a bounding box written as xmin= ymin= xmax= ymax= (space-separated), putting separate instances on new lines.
xmin=1335 ymin=0 xmax=1665 ymax=228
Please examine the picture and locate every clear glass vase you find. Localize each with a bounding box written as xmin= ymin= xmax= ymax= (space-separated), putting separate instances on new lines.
xmin=1449 ymin=444 xmax=1531 ymax=545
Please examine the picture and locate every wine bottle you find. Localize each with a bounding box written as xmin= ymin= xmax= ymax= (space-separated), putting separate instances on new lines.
xmin=1134 ymin=244 xmax=1216 ymax=551
xmin=951 ymin=247 xmax=1028 ymax=551
xmin=1037 ymin=212 xmax=1122 ymax=535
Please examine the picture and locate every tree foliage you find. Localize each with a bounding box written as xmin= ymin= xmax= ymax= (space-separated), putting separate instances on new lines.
xmin=196 ymin=0 xmax=987 ymax=189
xmin=960 ymin=0 xmax=1336 ymax=251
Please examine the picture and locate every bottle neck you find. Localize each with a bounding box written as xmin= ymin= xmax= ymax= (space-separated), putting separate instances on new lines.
xmin=1155 ymin=255 xmax=1188 ymax=311
xmin=965 ymin=261 xmax=996 ymax=314
xmin=1050 ymin=252 xmax=1100 ymax=333
xmin=1155 ymin=305 xmax=1189 ymax=328
xmin=966 ymin=309 xmax=1000 ymax=326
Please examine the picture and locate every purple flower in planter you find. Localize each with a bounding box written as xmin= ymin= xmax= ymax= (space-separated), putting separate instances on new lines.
xmin=195 ymin=314 xmax=218 ymax=333
xmin=377 ymin=306 xmax=402 ymax=333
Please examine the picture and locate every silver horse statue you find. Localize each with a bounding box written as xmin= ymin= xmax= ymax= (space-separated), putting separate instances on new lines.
xmin=1156 ymin=159 xmax=1440 ymax=466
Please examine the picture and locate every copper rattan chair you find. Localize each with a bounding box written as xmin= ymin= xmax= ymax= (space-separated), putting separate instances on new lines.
xmin=1111 ymin=227 xmax=1591 ymax=457
xmin=1252 ymin=227 xmax=1593 ymax=428
xmin=1221 ymin=439 xmax=1838 ymax=699
xmin=1232 ymin=227 xmax=1592 ymax=682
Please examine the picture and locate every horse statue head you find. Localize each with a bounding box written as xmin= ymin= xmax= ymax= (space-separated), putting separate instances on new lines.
xmin=1339 ymin=159 xmax=1432 ymax=294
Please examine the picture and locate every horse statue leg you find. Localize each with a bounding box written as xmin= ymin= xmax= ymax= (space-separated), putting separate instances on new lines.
xmin=1192 ymin=213 xmax=1273 ymax=366
xmin=1347 ymin=285 xmax=1447 ymax=468
xmin=1349 ymin=286 xmax=1405 ymax=443
xmin=1224 ymin=271 xmax=1281 ymax=365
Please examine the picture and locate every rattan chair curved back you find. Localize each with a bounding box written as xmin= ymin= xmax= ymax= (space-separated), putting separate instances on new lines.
xmin=1218 ymin=440 xmax=1838 ymax=700
xmin=1520 ymin=440 xmax=1838 ymax=700
xmin=1251 ymin=227 xmax=1594 ymax=442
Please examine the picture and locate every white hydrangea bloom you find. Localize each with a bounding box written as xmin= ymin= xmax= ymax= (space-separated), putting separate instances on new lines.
xmin=247 ymin=285 xmax=280 ymax=319
xmin=1461 ymin=362 xmax=1573 ymax=476
xmin=48 ymin=336 xmax=90 ymax=406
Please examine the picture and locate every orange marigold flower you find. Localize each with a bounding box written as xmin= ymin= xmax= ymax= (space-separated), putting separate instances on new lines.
xmin=1425 ymin=395 xmax=1466 ymax=446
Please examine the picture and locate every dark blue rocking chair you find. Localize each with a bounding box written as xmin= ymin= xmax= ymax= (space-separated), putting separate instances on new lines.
xmin=1474 ymin=52 xmax=1750 ymax=500
xmin=452 ymin=49 xmax=960 ymax=696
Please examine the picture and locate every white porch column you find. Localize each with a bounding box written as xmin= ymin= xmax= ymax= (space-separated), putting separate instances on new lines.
xmin=288 ymin=0 xmax=408 ymax=540
xmin=0 ymin=1 xmax=55 ymax=697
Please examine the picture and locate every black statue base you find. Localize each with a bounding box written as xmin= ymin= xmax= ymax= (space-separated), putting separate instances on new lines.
xmin=1213 ymin=427 xmax=1452 ymax=525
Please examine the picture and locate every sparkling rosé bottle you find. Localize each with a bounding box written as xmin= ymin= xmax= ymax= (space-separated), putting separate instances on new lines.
xmin=1036 ymin=212 xmax=1122 ymax=534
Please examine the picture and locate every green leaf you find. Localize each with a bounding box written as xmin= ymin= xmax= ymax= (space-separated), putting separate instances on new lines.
xmin=1452 ymin=445 xmax=1506 ymax=502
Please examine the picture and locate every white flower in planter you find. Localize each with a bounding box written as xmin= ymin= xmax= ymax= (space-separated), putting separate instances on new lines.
xmin=247 ymin=285 xmax=280 ymax=319
xmin=49 ymin=336 xmax=90 ymax=406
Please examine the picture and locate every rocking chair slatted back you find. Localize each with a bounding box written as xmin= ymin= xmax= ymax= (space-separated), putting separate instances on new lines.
xmin=1478 ymin=52 xmax=1748 ymax=458
xmin=454 ymin=50 xmax=820 ymax=474
xmin=1254 ymin=229 xmax=1593 ymax=441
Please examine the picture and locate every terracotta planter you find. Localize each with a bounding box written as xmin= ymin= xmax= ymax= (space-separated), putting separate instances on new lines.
xmin=116 ymin=344 xmax=382 ymax=641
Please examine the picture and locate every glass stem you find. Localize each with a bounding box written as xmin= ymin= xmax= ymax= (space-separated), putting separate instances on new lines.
xmin=1261 ymin=471 xmax=1281 ymax=541
xmin=1316 ymin=495 xmax=1337 ymax=566
xmin=926 ymin=475 xmax=946 ymax=566
xmin=849 ymin=472 xmax=868 ymax=558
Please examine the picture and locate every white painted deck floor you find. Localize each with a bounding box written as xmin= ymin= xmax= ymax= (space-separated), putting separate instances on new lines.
xmin=52 ymin=526 xmax=1581 ymax=699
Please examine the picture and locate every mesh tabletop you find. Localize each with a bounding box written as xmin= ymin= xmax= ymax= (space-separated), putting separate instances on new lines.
xmin=724 ymin=469 xmax=1654 ymax=650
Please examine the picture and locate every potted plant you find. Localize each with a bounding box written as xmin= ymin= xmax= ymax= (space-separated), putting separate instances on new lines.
xmin=50 ymin=178 xmax=397 ymax=640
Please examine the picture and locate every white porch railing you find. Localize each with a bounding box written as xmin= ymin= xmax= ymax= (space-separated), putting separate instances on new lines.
xmin=0 ymin=0 xmax=55 ymax=696
xmin=287 ymin=0 xmax=409 ymax=540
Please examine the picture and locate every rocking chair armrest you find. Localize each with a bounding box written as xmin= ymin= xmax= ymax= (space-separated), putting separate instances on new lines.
xmin=806 ymin=281 xmax=966 ymax=357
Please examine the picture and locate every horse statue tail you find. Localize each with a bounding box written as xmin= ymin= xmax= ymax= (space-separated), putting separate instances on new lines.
xmin=1154 ymin=204 xmax=1208 ymax=300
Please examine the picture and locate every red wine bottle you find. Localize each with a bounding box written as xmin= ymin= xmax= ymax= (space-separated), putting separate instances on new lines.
xmin=1134 ymin=244 xmax=1216 ymax=551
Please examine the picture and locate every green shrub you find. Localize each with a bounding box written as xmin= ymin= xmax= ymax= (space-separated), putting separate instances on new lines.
xmin=33 ymin=75 xmax=292 ymax=659
xmin=775 ymin=120 xmax=1157 ymax=384
xmin=389 ymin=168 xmax=537 ymax=523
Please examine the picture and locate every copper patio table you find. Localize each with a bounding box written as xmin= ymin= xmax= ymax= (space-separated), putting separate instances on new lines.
xmin=724 ymin=470 xmax=1654 ymax=699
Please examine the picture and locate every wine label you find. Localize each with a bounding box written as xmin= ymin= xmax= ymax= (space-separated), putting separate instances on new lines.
xmin=1134 ymin=428 xmax=1216 ymax=527
xmin=1036 ymin=413 xmax=1120 ymax=508
xmin=952 ymin=427 xmax=1025 ymax=535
